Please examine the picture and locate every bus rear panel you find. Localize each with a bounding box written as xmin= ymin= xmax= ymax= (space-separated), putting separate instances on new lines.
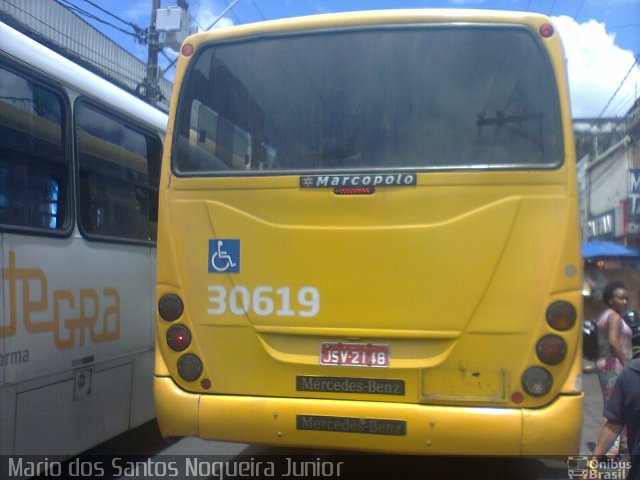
xmin=155 ymin=10 xmax=583 ymax=455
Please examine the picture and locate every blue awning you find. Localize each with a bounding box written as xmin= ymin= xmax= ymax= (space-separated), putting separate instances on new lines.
xmin=582 ymin=240 xmax=640 ymax=259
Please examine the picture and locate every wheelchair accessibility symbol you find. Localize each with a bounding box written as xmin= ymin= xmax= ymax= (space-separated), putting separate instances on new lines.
xmin=208 ymin=239 xmax=240 ymax=273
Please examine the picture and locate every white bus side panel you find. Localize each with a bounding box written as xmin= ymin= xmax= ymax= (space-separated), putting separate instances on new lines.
xmin=1 ymin=233 xmax=155 ymax=454
xmin=15 ymin=364 xmax=133 ymax=455
xmin=2 ymin=234 xmax=152 ymax=382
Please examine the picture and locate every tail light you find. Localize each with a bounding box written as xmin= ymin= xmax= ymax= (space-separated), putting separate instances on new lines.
xmin=158 ymin=294 xmax=184 ymax=322
xmin=166 ymin=324 xmax=192 ymax=352
xmin=521 ymin=366 xmax=552 ymax=397
xmin=177 ymin=354 xmax=203 ymax=381
xmin=536 ymin=335 xmax=567 ymax=365
xmin=334 ymin=187 xmax=375 ymax=195
xmin=546 ymin=301 xmax=576 ymax=331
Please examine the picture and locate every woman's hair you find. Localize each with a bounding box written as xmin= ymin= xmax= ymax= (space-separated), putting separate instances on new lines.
xmin=603 ymin=281 xmax=627 ymax=306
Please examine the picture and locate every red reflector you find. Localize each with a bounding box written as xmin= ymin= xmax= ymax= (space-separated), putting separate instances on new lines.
xmin=334 ymin=187 xmax=375 ymax=195
xmin=511 ymin=392 xmax=524 ymax=404
xmin=540 ymin=24 xmax=554 ymax=38
xmin=181 ymin=43 xmax=194 ymax=56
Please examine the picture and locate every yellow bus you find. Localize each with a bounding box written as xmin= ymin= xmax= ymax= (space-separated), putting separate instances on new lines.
xmin=154 ymin=9 xmax=583 ymax=455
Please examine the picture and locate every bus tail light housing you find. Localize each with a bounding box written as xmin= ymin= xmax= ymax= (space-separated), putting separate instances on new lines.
xmin=177 ymin=354 xmax=203 ymax=382
xmin=546 ymin=301 xmax=576 ymax=331
xmin=158 ymin=294 xmax=184 ymax=322
xmin=536 ymin=334 xmax=567 ymax=365
xmin=334 ymin=186 xmax=375 ymax=195
xmin=166 ymin=324 xmax=192 ymax=352
xmin=521 ymin=366 xmax=552 ymax=397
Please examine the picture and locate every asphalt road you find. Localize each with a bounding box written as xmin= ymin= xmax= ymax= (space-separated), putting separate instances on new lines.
xmin=581 ymin=363 xmax=604 ymax=456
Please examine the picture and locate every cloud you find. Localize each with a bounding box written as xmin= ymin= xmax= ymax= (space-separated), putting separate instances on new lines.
xmin=553 ymin=15 xmax=640 ymax=118
xmin=193 ymin=0 xmax=236 ymax=31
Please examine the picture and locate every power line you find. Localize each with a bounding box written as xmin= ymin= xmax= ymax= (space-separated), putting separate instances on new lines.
xmin=9 ymin=0 xmax=142 ymax=81
xmin=573 ymin=0 xmax=586 ymax=21
xmin=222 ymin=0 xmax=244 ymax=26
xmin=599 ymin=53 xmax=640 ymax=117
xmin=609 ymin=90 xmax=636 ymax=117
xmin=608 ymin=23 xmax=640 ymax=30
xmin=77 ymin=0 xmax=143 ymax=33
xmin=206 ymin=0 xmax=242 ymax=30
xmin=250 ymin=0 xmax=266 ymax=21
xmin=55 ymin=0 xmax=139 ymax=39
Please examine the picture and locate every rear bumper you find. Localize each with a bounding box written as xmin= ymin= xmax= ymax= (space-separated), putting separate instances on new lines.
xmin=155 ymin=376 xmax=583 ymax=455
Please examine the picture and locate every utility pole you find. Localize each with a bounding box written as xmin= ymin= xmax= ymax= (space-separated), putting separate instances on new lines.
xmin=144 ymin=0 xmax=161 ymax=104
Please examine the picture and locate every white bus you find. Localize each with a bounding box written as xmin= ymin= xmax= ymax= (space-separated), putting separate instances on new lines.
xmin=0 ymin=21 xmax=167 ymax=456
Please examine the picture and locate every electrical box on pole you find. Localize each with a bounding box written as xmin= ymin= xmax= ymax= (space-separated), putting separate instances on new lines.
xmin=156 ymin=6 xmax=197 ymax=51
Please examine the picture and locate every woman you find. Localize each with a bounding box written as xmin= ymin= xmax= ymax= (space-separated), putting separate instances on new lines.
xmin=596 ymin=280 xmax=633 ymax=455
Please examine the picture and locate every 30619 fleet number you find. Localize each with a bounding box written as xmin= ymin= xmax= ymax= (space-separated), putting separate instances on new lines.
xmin=207 ymin=285 xmax=320 ymax=317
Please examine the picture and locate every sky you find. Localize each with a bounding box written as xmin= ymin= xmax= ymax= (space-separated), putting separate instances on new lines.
xmin=79 ymin=0 xmax=640 ymax=119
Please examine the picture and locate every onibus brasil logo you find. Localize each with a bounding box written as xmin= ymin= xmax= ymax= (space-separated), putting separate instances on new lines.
xmin=567 ymin=456 xmax=631 ymax=479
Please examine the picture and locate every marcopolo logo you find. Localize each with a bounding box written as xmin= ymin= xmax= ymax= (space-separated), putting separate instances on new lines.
xmin=300 ymin=173 xmax=417 ymax=189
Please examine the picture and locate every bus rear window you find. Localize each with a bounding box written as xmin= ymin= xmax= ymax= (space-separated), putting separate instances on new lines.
xmin=173 ymin=26 xmax=563 ymax=175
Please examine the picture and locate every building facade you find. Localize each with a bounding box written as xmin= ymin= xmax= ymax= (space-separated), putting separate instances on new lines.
xmin=0 ymin=0 xmax=173 ymax=111
xmin=577 ymin=101 xmax=640 ymax=246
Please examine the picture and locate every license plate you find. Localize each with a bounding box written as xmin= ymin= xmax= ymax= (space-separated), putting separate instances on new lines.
xmin=320 ymin=342 xmax=389 ymax=367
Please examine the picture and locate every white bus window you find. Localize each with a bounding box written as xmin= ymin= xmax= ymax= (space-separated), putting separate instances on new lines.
xmin=76 ymin=102 xmax=161 ymax=242
xmin=0 ymin=64 xmax=68 ymax=230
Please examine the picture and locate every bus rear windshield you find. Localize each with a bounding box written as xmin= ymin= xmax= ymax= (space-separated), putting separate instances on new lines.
xmin=173 ymin=25 xmax=563 ymax=175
